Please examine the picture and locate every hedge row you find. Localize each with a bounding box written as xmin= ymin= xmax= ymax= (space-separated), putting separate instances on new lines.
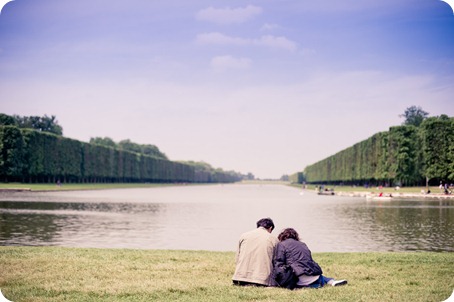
xmin=0 ymin=126 xmax=241 ymax=184
xmin=302 ymin=116 xmax=454 ymax=186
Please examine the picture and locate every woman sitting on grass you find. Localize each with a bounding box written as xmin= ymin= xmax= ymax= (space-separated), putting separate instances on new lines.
xmin=272 ymin=228 xmax=347 ymax=289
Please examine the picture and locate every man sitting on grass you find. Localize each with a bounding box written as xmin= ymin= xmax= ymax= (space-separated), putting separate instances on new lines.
xmin=232 ymin=217 xmax=279 ymax=287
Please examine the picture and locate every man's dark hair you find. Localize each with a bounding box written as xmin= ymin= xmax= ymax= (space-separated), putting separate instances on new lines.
xmin=256 ymin=218 xmax=274 ymax=231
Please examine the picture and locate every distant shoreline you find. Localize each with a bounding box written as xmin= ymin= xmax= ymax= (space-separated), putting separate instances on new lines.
xmin=289 ymin=183 xmax=454 ymax=199
xmin=335 ymin=190 xmax=454 ymax=200
xmin=0 ymin=182 xmax=453 ymax=200
xmin=0 ymin=182 xmax=196 ymax=192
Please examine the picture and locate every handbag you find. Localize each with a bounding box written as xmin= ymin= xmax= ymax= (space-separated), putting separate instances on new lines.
xmin=273 ymin=265 xmax=296 ymax=289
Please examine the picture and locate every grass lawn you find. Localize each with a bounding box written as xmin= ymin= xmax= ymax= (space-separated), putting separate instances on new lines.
xmin=0 ymin=183 xmax=191 ymax=191
xmin=0 ymin=247 xmax=452 ymax=302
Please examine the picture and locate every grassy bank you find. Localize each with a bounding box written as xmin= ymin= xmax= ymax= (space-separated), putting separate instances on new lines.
xmin=0 ymin=181 xmax=440 ymax=194
xmin=0 ymin=247 xmax=452 ymax=302
xmin=0 ymin=182 xmax=191 ymax=192
xmin=290 ymin=183 xmax=438 ymax=194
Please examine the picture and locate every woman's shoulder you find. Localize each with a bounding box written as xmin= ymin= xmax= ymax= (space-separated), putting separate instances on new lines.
xmin=280 ymin=238 xmax=308 ymax=248
xmin=279 ymin=238 xmax=297 ymax=246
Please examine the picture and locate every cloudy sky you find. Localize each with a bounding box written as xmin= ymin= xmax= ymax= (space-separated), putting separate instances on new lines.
xmin=1 ymin=0 xmax=453 ymax=179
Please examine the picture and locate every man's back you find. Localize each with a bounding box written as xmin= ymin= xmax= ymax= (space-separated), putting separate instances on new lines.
xmin=232 ymin=227 xmax=278 ymax=286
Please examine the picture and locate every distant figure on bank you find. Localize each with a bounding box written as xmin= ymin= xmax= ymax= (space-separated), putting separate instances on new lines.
xmin=232 ymin=218 xmax=279 ymax=287
xmin=272 ymin=228 xmax=347 ymax=289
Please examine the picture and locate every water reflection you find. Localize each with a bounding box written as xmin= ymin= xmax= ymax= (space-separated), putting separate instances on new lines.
xmin=344 ymin=200 xmax=454 ymax=252
xmin=0 ymin=185 xmax=453 ymax=252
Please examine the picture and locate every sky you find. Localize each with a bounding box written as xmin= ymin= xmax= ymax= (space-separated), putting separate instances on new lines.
xmin=0 ymin=0 xmax=453 ymax=179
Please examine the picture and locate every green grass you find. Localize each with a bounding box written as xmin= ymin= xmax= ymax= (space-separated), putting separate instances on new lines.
xmin=0 ymin=182 xmax=192 ymax=191
xmin=0 ymin=247 xmax=452 ymax=302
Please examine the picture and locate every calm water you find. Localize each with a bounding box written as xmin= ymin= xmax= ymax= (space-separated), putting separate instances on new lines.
xmin=0 ymin=184 xmax=453 ymax=252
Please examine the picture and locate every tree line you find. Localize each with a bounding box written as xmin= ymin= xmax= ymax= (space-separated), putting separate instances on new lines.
xmin=0 ymin=114 xmax=243 ymax=184
xmin=0 ymin=113 xmax=63 ymax=135
xmin=295 ymin=109 xmax=453 ymax=187
xmin=89 ymin=137 xmax=168 ymax=160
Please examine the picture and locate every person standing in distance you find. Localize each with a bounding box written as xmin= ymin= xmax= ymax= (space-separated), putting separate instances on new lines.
xmin=232 ymin=218 xmax=279 ymax=287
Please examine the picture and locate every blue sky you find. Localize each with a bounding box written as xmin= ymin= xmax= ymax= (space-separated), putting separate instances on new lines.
xmin=1 ymin=0 xmax=453 ymax=179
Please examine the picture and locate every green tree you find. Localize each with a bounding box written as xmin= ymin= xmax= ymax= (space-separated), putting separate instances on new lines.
xmin=0 ymin=114 xmax=17 ymax=126
xmin=90 ymin=137 xmax=116 ymax=148
xmin=399 ymin=106 xmax=429 ymax=127
xmin=13 ymin=114 xmax=63 ymax=135
xmin=387 ymin=125 xmax=420 ymax=185
xmin=118 ymin=139 xmax=142 ymax=154
xmin=0 ymin=126 xmax=25 ymax=182
xmin=140 ymin=144 xmax=168 ymax=159
xmin=420 ymin=115 xmax=454 ymax=183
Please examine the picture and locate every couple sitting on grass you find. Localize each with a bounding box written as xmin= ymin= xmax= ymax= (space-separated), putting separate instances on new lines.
xmin=232 ymin=217 xmax=347 ymax=289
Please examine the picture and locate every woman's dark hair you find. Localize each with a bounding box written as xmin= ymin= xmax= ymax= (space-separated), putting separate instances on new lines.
xmin=256 ymin=218 xmax=275 ymax=231
xmin=278 ymin=228 xmax=300 ymax=242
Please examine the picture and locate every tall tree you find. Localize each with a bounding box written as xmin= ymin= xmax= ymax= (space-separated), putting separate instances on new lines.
xmin=12 ymin=114 xmax=63 ymax=135
xmin=90 ymin=137 xmax=116 ymax=148
xmin=0 ymin=114 xmax=17 ymax=126
xmin=420 ymin=115 xmax=454 ymax=183
xmin=118 ymin=139 xmax=142 ymax=154
xmin=0 ymin=126 xmax=25 ymax=181
xmin=399 ymin=106 xmax=429 ymax=127
xmin=140 ymin=144 xmax=168 ymax=159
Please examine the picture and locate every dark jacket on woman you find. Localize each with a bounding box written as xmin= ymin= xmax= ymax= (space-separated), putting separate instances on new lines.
xmin=271 ymin=238 xmax=323 ymax=289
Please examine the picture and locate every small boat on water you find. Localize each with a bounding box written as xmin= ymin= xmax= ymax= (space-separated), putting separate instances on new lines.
xmin=317 ymin=190 xmax=335 ymax=196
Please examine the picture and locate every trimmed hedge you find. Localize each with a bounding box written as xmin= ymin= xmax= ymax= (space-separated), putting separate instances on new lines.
xmin=0 ymin=126 xmax=241 ymax=184
xmin=303 ymin=116 xmax=454 ymax=186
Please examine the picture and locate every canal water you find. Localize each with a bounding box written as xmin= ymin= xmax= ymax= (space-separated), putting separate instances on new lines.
xmin=0 ymin=184 xmax=453 ymax=252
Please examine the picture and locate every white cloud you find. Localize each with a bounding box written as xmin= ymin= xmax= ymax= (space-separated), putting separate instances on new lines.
xmin=210 ymin=55 xmax=252 ymax=72
xmin=260 ymin=23 xmax=281 ymax=31
xmin=196 ymin=32 xmax=248 ymax=46
xmin=196 ymin=32 xmax=297 ymax=52
xmin=258 ymin=35 xmax=297 ymax=52
xmin=195 ymin=5 xmax=262 ymax=24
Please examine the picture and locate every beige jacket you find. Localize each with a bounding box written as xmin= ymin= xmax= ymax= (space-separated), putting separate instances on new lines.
xmin=232 ymin=227 xmax=279 ymax=286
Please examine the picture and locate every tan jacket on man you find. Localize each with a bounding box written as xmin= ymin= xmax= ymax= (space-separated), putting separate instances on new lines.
xmin=232 ymin=226 xmax=279 ymax=286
